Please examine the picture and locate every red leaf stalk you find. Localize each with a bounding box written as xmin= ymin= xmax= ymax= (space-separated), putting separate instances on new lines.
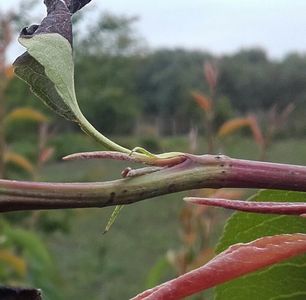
xmin=132 ymin=234 xmax=306 ymax=300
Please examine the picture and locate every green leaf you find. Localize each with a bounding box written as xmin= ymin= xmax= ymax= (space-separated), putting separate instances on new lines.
xmin=4 ymin=225 xmax=53 ymax=272
xmin=14 ymin=31 xmax=133 ymax=154
xmin=103 ymin=205 xmax=124 ymax=234
xmin=3 ymin=224 xmax=63 ymax=300
xmin=14 ymin=34 xmax=80 ymax=122
xmin=215 ymin=190 xmax=306 ymax=300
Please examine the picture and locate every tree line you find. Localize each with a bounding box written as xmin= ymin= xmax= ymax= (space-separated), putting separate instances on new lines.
xmin=7 ymin=13 xmax=306 ymax=137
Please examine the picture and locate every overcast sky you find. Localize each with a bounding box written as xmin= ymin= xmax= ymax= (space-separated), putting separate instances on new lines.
xmin=2 ymin=0 xmax=306 ymax=61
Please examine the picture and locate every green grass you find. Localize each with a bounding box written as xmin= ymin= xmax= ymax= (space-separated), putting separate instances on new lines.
xmin=33 ymin=135 xmax=306 ymax=299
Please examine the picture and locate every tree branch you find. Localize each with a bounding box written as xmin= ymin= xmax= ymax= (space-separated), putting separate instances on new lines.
xmin=0 ymin=154 xmax=306 ymax=212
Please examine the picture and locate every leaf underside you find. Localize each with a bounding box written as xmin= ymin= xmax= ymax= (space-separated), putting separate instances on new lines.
xmin=13 ymin=0 xmax=93 ymax=122
xmin=14 ymin=51 xmax=77 ymax=121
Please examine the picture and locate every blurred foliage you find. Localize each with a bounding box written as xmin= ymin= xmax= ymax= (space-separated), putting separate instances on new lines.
xmin=4 ymin=7 xmax=306 ymax=140
xmin=72 ymin=18 xmax=306 ymax=138
xmin=0 ymin=221 xmax=63 ymax=300
xmin=0 ymin=5 xmax=69 ymax=299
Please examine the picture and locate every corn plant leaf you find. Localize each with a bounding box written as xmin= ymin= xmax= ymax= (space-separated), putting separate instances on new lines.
xmin=215 ymin=189 xmax=306 ymax=300
xmin=132 ymin=233 xmax=306 ymax=300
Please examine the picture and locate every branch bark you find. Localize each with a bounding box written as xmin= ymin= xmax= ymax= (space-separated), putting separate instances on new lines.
xmin=0 ymin=154 xmax=306 ymax=212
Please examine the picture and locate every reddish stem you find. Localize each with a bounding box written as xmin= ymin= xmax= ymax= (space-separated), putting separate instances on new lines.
xmin=0 ymin=154 xmax=305 ymax=212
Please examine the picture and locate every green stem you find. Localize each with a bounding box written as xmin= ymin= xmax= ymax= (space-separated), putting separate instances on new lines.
xmin=78 ymin=112 xmax=131 ymax=154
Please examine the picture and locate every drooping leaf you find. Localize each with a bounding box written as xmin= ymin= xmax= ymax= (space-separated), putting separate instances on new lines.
xmin=4 ymin=107 xmax=48 ymax=124
xmin=218 ymin=117 xmax=251 ymax=137
xmin=13 ymin=44 xmax=75 ymax=121
xmin=13 ymin=0 xmax=92 ymax=122
xmin=132 ymin=233 xmax=306 ymax=300
xmin=22 ymin=33 xmax=78 ymax=115
xmin=4 ymin=151 xmax=34 ymax=174
xmin=215 ymin=189 xmax=306 ymax=300
xmin=13 ymin=0 xmax=134 ymax=154
xmin=4 ymin=151 xmax=35 ymax=174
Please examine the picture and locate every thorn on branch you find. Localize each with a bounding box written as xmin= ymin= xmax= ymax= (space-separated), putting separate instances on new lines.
xmin=185 ymin=197 xmax=306 ymax=216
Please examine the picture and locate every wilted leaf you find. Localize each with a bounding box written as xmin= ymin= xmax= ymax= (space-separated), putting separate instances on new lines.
xmin=215 ymin=189 xmax=306 ymax=300
xmin=4 ymin=151 xmax=35 ymax=174
xmin=132 ymin=233 xmax=306 ymax=300
xmin=4 ymin=107 xmax=48 ymax=124
xmin=19 ymin=0 xmax=91 ymax=43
